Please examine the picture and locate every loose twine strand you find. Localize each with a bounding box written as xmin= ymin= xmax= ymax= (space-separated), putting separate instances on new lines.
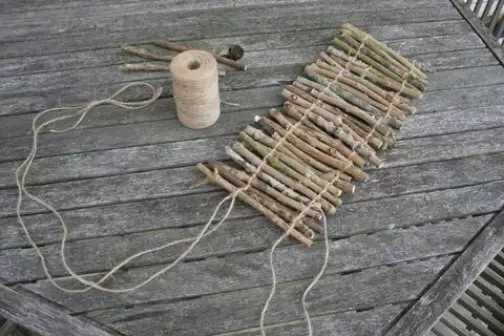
xmin=16 ymin=34 xmax=419 ymax=335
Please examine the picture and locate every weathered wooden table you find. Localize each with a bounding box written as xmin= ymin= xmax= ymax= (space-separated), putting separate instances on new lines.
xmin=1 ymin=1 xmax=504 ymax=335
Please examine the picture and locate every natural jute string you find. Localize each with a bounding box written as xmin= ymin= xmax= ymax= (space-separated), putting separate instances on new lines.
xmin=171 ymin=49 xmax=221 ymax=129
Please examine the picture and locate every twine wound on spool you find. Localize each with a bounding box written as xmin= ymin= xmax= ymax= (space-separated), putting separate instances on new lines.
xmin=171 ymin=49 xmax=221 ymax=129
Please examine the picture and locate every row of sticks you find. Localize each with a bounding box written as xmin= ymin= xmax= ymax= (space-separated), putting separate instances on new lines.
xmin=119 ymin=39 xmax=247 ymax=71
xmin=197 ymin=24 xmax=431 ymax=246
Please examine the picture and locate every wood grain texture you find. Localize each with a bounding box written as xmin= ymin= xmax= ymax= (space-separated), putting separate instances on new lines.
xmin=7 ymin=215 xmax=488 ymax=299
xmin=2 ymin=150 xmax=504 ymax=219
xmin=79 ymin=257 xmax=452 ymax=336
xmin=0 ymin=20 xmax=474 ymax=60
xmin=216 ymin=304 xmax=406 ymax=336
xmin=0 ymin=0 xmax=458 ymax=42
xmin=2 ymin=84 xmax=503 ymax=162
xmin=0 ymin=285 xmax=119 ymax=336
xmin=0 ymin=33 xmax=485 ymax=78
xmin=384 ymin=209 xmax=504 ymax=336
xmin=1 ymin=122 xmax=503 ymax=196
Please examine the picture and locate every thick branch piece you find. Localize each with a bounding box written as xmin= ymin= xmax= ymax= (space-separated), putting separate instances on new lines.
xmin=196 ymin=163 xmax=312 ymax=245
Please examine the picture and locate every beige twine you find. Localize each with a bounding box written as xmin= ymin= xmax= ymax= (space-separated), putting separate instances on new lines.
xmin=16 ymin=35 xmax=420 ymax=335
xmin=171 ymin=49 xmax=221 ymax=129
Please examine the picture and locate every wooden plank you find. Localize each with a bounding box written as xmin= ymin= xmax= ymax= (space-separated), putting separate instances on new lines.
xmin=1 ymin=0 xmax=314 ymax=15
xmin=78 ymin=257 xmax=451 ymax=336
xmin=0 ymin=1 xmax=458 ymax=42
xmin=1 ymin=207 xmax=484 ymax=288
xmin=0 ymin=20 xmax=473 ymax=60
xmin=384 ymin=208 xmax=504 ymax=336
xmin=385 ymin=127 xmax=504 ymax=168
xmin=1 ymin=47 xmax=499 ymax=102
xmin=419 ymin=83 xmax=504 ymax=113
xmin=1 ymin=170 xmax=502 ymax=253
xmin=214 ymin=304 xmax=406 ymax=336
xmin=0 ymin=284 xmax=118 ymax=336
xmin=1 ymin=122 xmax=503 ymax=192
xmin=0 ymin=49 xmax=498 ymax=118
xmin=449 ymin=0 xmax=504 ymax=66
xmin=2 ymin=84 xmax=504 ymax=162
xmin=2 ymin=150 xmax=504 ymax=219
xmin=1 ymin=79 xmax=502 ymax=143
xmin=0 ymin=33 xmax=485 ymax=78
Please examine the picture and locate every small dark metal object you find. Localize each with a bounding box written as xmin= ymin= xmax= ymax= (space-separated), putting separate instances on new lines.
xmin=224 ymin=44 xmax=245 ymax=61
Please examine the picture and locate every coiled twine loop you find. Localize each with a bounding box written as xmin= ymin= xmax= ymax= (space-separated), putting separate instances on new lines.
xmin=171 ymin=49 xmax=221 ymax=129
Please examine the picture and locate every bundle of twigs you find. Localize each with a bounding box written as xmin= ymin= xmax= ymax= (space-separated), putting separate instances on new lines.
xmin=197 ymin=24 xmax=431 ymax=245
xmin=119 ymin=40 xmax=247 ymax=72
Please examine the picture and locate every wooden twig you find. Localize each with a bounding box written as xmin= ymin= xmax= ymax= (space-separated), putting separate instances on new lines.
xmin=121 ymin=45 xmax=174 ymax=61
xmin=232 ymin=142 xmax=337 ymax=214
xmin=284 ymin=102 xmax=383 ymax=168
xmin=196 ymin=163 xmax=312 ymax=245
xmin=240 ymin=132 xmax=343 ymax=205
xmin=119 ymin=63 xmax=170 ymax=72
xmin=225 ymin=146 xmax=315 ymax=208
xmin=208 ymin=162 xmax=316 ymax=239
xmin=326 ymin=47 xmax=422 ymax=99
xmin=152 ymin=39 xmax=248 ymax=70
xmin=260 ymin=116 xmax=369 ymax=181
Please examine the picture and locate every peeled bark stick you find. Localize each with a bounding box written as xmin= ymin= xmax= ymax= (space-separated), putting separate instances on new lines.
xmin=240 ymin=132 xmax=343 ymax=202
xmin=225 ymin=146 xmax=314 ymax=207
xmin=232 ymin=142 xmax=337 ymax=214
xmin=338 ymin=33 xmax=428 ymax=89
xmin=251 ymin=117 xmax=356 ymax=194
xmin=217 ymin=155 xmax=320 ymax=218
xmin=337 ymin=112 xmax=396 ymax=149
xmin=340 ymin=23 xmax=428 ymax=79
xmin=121 ymin=45 xmax=174 ymax=62
xmin=278 ymin=89 xmax=381 ymax=155
xmin=326 ymin=47 xmax=422 ymax=99
xmin=119 ymin=63 xmax=171 ymax=72
xmin=285 ymin=102 xmax=382 ymax=168
xmin=307 ymin=64 xmax=404 ymax=130
xmin=196 ymin=163 xmax=312 ymax=245
xmin=152 ymin=39 xmax=247 ymax=70
xmin=209 ymin=162 xmax=316 ymax=239
xmin=316 ymin=59 xmax=407 ymax=121
xmin=261 ymin=117 xmax=369 ymax=181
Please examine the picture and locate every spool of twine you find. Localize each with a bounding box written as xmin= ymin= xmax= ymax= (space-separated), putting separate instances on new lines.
xmin=171 ymin=49 xmax=221 ymax=129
